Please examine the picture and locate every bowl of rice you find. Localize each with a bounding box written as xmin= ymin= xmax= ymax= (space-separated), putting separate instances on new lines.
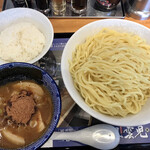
xmin=61 ymin=19 xmax=150 ymax=127
xmin=0 ymin=8 xmax=54 ymax=64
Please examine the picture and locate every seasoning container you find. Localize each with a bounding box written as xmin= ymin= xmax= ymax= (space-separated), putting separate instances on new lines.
xmin=71 ymin=0 xmax=87 ymax=14
xmin=35 ymin=0 xmax=50 ymax=15
xmin=12 ymin=0 xmax=32 ymax=8
xmin=91 ymin=0 xmax=120 ymax=11
xmin=51 ymin=0 xmax=66 ymax=15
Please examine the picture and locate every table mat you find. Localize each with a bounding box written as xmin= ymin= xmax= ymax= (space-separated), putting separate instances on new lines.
xmin=33 ymin=38 xmax=150 ymax=148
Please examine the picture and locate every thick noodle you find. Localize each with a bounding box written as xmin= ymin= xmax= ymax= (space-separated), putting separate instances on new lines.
xmin=69 ymin=28 xmax=150 ymax=117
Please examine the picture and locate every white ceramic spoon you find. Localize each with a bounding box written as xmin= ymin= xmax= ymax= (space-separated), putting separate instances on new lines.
xmin=48 ymin=124 xmax=120 ymax=150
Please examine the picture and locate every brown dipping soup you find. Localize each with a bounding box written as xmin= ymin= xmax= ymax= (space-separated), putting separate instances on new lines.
xmin=0 ymin=80 xmax=53 ymax=149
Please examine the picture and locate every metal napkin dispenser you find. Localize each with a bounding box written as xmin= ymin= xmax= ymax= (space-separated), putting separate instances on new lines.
xmin=123 ymin=0 xmax=150 ymax=20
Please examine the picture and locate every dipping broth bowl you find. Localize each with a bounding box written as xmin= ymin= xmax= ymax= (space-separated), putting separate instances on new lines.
xmin=0 ymin=62 xmax=61 ymax=149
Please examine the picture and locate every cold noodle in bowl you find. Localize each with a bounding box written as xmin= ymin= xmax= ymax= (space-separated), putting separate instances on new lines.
xmin=69 ymin=28 xmax=150 ymax=117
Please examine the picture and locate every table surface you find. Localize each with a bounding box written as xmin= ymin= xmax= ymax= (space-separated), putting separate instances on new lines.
xmin=0 ymin=0 xmax=150 ymax=33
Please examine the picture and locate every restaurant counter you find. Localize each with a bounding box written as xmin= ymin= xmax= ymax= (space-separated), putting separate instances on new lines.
xmin=0 ymin=0 xmax=150 ymax=33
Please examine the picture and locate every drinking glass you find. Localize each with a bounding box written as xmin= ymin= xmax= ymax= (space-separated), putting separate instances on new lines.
xmin=71 ymin=0 xmax=87 ymax=14
xmin=35 ymin=0 xmax=50 ymax=15
xmin=51 ymin=0 xmax=66 ymax=15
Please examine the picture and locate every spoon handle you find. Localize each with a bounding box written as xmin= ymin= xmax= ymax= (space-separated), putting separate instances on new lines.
xmin=50 ymin=130 xmax=81 ymax=141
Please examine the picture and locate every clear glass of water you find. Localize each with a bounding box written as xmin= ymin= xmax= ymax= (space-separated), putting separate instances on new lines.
xmin=51 ymin=0 xmax=66 ymax=15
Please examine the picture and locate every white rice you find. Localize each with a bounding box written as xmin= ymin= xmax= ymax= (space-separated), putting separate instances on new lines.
xmin=0 ymin=22 xmax=46 ymax=62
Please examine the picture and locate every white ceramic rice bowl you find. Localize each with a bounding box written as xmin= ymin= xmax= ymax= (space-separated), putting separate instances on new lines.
xmin=0 ymin=8 xmax=54 ymax=64
xmin=61 ymin=19 xmax=150 ymax=127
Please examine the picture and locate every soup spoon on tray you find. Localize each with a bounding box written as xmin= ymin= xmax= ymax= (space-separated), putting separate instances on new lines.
xmin=42 ymin=124 xmax=120 ymax=149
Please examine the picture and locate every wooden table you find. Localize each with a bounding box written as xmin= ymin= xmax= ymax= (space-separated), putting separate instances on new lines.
xmin=0 ymin=0 xmax=150 ymax=33
xmin=0 ymin=0 xmax=3 ymax=11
